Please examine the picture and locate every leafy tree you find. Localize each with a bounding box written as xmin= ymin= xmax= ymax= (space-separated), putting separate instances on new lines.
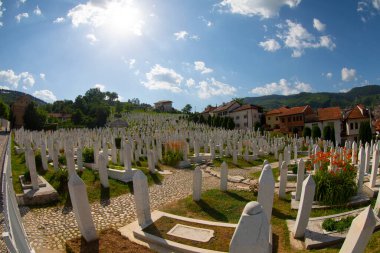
xmin=311 ymin=125 xmax=321 ymax=139
xmin=227 ymin=117 xmax=235 ymax=130
xmin=181 ymin=104 xmax=192 ymax=114
xmin=331 ymin=127 xmax=336 ymax=145
xmin=23 ymin=102 xmax=47 ymax=130
xmin=232 ymin=97 xmax=244 ymax=105
xmin=303 ymin=126 xmax=312 ymax=137
xmin=358 ymin=121 xmax=372 ymax=144
xmin=0 ymin=100 xmax=10 ymax=119
xmin=72 ymin=109 xmax=84 ymax=125
xmin=254 ymin=122 xmax=261 ymax=131
xmin=207 ymin=115 xmax=212 ymax=126
xmin=323 ymin=126 xmax=332 ymax=141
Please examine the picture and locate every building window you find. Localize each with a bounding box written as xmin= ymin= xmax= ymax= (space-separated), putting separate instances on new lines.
xmin=288 ymin=117 xmax=291 ymax=122
xmin=253 ymin=114 xmax=256 ymax=118
xmin=355 ymin=122 xmax=358 ymax=129
xmin=236 ymin=116 xmax=240 ymax=120
xmin=293 ymin=116 xmax=296 ymax=121
xmin=350 ymin=123 xmax=353 ymax=130
xmin=282 ymin=118 xmax=285 ymax=123
xmin=244 ymin=123 xmax=248 ymax=127
xmin=244 ymin=115 xmax=247 ymax=119
xmin=236 ymin=124 xmax=240 ymax=128
xmin=276 ymin=117 xmax=278 ymax=120
xmin=268 ymin=117 xmax=271 ymax=120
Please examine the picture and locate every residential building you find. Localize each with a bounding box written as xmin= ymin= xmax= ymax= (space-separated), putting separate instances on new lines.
xmin=200 ymin=105 xmax=217 ymax=119
xmin=278 ymin=105 xmax=314 ymax=135
xmin=229 ymin=104 xmax=263 ymax=129
xmin=265 ymin=106 xmax=290 ymax=130
xmin=343 ymin=104 xmax=371 ymax=142
xmin=11 ymin=95 xmax=31 ymax=129
xmin=211 ymin=101 xmax=240 ymax=117
xmin=154 ymin=100 xmax=173 ymax=112
xmin=305 ymin=107 xmax=342 ymax=144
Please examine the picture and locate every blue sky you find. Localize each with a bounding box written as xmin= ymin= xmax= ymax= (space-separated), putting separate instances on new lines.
xmin=0 ymin=0 xmax=379 ymax=111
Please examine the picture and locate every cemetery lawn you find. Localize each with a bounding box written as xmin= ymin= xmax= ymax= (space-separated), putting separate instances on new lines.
xmin=212 ymin=154 xmax=277 ymax=169
xmin=249 ymin=167 xmax=280 ymax=182
xmin=162 ymin=189 xmax=380 ymax=253
xmin=10 ymin=140 xmax=163 ymax=206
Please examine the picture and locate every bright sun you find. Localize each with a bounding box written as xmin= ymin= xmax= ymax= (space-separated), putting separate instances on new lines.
xmin=102 ymin=1 xmax=144 ymax=37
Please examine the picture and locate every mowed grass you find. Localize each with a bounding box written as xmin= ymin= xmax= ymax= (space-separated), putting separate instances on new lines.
xmin=162 ymin=189 xmax=380 ymax=253
xmin=11 ymin=139 xmax=163 ymax=206
xmin=212 ymin=153 xmax=278 ymax=169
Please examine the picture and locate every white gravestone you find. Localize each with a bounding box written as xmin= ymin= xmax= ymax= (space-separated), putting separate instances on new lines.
xmin=133 ymin=170 xmax=152 ymax=227
xmin=193 ymin=166 xmax=202 ymax=201
xmin=220 ymin=161 xmax=228 ymax=192
xmin=295 ymin=159 xmax=305 ymax=201
xmin=257 ymin=164 xmax=275 ymax=223
xmin=279 ymin=161 xmax=288 ymax=199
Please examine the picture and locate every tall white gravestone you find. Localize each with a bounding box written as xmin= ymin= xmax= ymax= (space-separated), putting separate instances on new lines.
xmin=133 ymin=170 xmax=152 ymax=227
xmin=193 ymin=166 xmax=202 ymax=201
xmin=257 ymin=164 xmax=275 ymax=223
xmin=220 ymin=161 xmax=228 ymax=192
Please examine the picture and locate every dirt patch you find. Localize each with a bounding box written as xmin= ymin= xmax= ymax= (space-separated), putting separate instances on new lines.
xmin=65 ymin=228 xmax=156 ymax=253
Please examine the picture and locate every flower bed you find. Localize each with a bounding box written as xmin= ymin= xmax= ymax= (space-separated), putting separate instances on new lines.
xmin=310 ymin=149 xmax=357 ymax=205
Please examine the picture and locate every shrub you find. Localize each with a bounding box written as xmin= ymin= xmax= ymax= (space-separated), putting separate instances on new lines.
xmin=49 ymin=168 xmax=69 ymax=194
xmin=23 ymin=171 xmax=31 ymax=183
xmin=359 ymin=121 xmax=372 ymax=145
xmin=311 ymin=125 xmax=321 ymax=139
xmin=82 ymin=148 xmax=95 ymax=163
xmin=312 ymin=150 xmax=357 ymax=205
xmin=291 ymin=164 xmax=297 ymax=174
xmin=303 ymin=126 xmax=311 ymax=138
xmin=322 ymin=216 xmax=355 ymax=232
xmin=58 ymin=155 xmax=66 ymax=165
xmin=35 ymin=152 xmax=42 ymax=169
xmin=162 ymin=150 xmax=183 ymax=166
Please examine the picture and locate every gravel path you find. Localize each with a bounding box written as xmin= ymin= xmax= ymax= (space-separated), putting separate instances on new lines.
xmin=21 ymin=168 xmax=240 ymax=252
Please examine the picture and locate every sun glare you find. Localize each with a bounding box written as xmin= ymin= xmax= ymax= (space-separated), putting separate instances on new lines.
xmin=103 ymin=1 xmax=144 ymax=37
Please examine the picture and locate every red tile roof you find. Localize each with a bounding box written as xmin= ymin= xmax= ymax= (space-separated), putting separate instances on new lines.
xmin=232 ymin=104 xmax=259 ymax=112
xmin=317 ymin=107 xmax=342 ymax=121
xmin=346 ymin=105 xmax=368 ymax=119
xmin=280 ymin=105 xmax=310 ymax=116
xmin=265 ymin=106 xmax=289 ymax=115
xmin=201 ymin=106 xmax=217 ymax=114
xmin=213 ymin=101 xmax=239 ymax=112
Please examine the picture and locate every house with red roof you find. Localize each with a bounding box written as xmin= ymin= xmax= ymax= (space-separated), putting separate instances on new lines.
xmin=265 ymin=106 xmax=290 ymax=130
xmin=229 ymin=104 xmax=263 ymax=129
xmin=277 ymin=105 xmax=314 ymax=135
xmin=305 ymin=107 xmax=343 ymax=144
xmin=343 ymin=104 xmax=371 ymax=142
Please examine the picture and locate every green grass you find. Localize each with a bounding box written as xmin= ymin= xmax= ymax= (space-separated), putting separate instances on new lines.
xmin=11 ymin=138 xmax=163 ymax=206
xmin=249 ymin=167 xmax=280 ymax=182
xmin=212 ymin=153 xmax=278 ymax=169
xmin=162 ymin=189 xmax=380 ymax=253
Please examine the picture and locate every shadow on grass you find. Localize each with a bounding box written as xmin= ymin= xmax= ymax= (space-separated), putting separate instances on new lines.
xmin=143 ymin=223 xmax=163 ymax=238
xmin=194 ymin=199 xmax=228 ymax=222
xmin=150 ymin=172 xmax=162 ymax=185
xmin=225 ymin=191 xmax=251 ymax=202
xmin=272 ymin=232 xmax=279 ymax=253
xmin=272 ymin=207 xmax=294 ymax=220
xmin=100 ymin=185 xmax=110 ymax=206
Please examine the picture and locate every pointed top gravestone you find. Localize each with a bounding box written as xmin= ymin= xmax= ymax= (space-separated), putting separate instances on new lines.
xmin=257 ymin=164 xmax=275 ymax=223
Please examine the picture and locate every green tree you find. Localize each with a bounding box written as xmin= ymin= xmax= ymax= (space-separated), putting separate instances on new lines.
xmin=72 ymin=109 xmax=84 ymax=125
xmin=23 ymin=102 xmax=47 ymax=130
xmin=303 ymin=126 xmax=312 ymax=137
xmin=182 ymin=104 xmax=192 ymax=114
xmin=323 ymin=126 xmax=332 ymax=141
xmin=331 ymin=126 xmax=336 ymax=145
xmin=311 ymin=125 xmax=321 ymax=139
xmin=227 ymin=117 xmax=235 ymax=130
xmin=358 ymin=121 xmax=372 ymax=144
xmin=0 ymin=100 xmax=10 ymax=119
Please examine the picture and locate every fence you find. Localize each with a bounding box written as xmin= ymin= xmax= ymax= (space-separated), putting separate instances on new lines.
xmin=2 ymin=136 xmax=34 ymax=253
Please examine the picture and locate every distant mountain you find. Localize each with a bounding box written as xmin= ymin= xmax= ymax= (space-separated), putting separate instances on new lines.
xmin=0 ymin=89 xmax=47 ymax=106
xmin=243 ymin=85 xmax=380 ymax=110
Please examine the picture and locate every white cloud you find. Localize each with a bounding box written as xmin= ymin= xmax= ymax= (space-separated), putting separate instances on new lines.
xmin=251 ymin=79 xmax=313 ymax=96
xmin=325 ymin=72 xmax=333 ymax=79
xmin=142 ymin=64 xmax=183 ymax=93
xmin=129 ymin=59 xmax=136 ymax=69
xmin=339 ymin=88 xmax=351 ymax=93
xmin=19 ymin=0 xmax=27 ymax=3
xmin=373 ymin=0 xmax=380 ymax=9
xmin=194 ymin=61 xmax=213 ymax=74
xmin=199 ymin=16 xmax=213 ymax=27
xmin=94 ymin=83 xmax=106 ymax=91
xmin=67 ymin=0 xmax=144 ymax=36
xmin=197 ymin=78 xmax=236 ymax=99
xmin=219 ymin=0 xmax=301 ymax=19
xmin=0 ymin=85 xmax=9 ymax=90
xmin=34 ymin=5 xmax=42 ymax=16
xmin=86 ymin=33 xmax=98 ymax=44
xmin=33 ymin=90 xmax=57 ymax=103
xmin=174 ymin=30 xmax=199 ymax=41
xmin=186 ymin=78 xmax=195 ymax=87
xmin=313 ymin=18 xmax=326 ymax=32
xmin=40 ymin=73 xmax=46 ymax=80
xmin=341 ymin=67 xmax=356 ymax=82
xmin=357 ymin=1 xmax=380 ymax=21
xmin=277 ymin=20 xmax=336 ymax=57
xmin=259 ymin=39 xmax=281 ymax=52
xmin=53 ymin=17 xmax=65 ymax=23
xmin=15 ymin=13 xmax=29 ymax=23
xmin=0 ymin=69 xmax=35 ymax=88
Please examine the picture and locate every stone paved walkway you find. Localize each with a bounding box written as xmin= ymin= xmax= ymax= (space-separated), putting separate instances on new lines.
xmin=21 ymin=167 xmax=243 ymax=252
xmin=0 ymin=133 xmax=10 ymax=253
